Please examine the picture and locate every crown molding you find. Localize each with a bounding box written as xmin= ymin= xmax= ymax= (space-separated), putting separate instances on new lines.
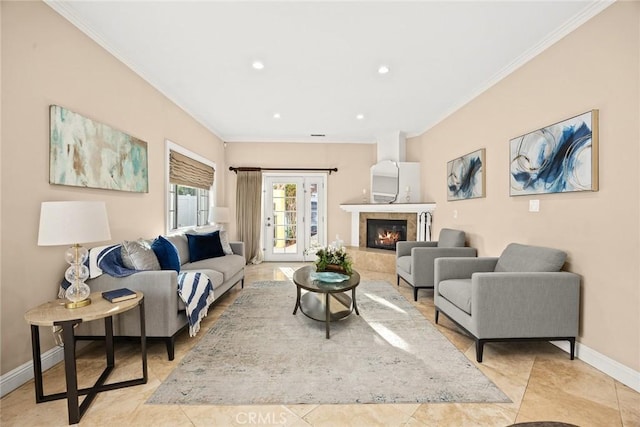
xmin=415 ymin=0 xmax=616 ymax=137
xmin=43 ymin=1 xmax=225 ymax=141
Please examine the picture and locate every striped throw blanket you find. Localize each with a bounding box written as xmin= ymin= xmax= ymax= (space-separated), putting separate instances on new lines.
xmin=177 ymin=272 xmax=215 ymax=337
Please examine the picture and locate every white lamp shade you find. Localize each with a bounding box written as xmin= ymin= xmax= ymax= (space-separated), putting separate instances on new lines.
xmin=38 ymin=201 xmax=111 ymax=246
xmin=209 ymin=206 xmax=230 ymax=223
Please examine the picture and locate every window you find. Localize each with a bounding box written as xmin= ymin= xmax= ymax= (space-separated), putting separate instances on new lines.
xmin=169 ymin=184 xmax=210 ymax=229
xmin=166 ymin=141 xmax=216 ymax=232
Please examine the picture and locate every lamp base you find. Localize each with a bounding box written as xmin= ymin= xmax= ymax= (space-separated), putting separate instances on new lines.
xmin=65 ymin=298 xmax=91 ymax=309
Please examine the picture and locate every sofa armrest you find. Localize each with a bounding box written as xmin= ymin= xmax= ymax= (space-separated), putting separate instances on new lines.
xmin=88 ymin=270 xmax=180 ymax=313
xmin=396 ymin=241 xmax=437 ymax=258
xmin=84 ymin=270 xmax=186 ymax=338
xmin=435 ymin=257 xmax=498 ymax=282
xmin=471 ymin=272 xmax=580 ymax=338
xmin=410 ymin=247 xmax=477 ymax=287
xmin=230 ymin=241 xmax=245 ymax=258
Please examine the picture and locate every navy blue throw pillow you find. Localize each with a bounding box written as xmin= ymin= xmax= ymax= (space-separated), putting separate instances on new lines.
xmin=151 ymin=236 xmax=181 ymax=272
xmin=186 ymin=231 xmax=225 ymax=262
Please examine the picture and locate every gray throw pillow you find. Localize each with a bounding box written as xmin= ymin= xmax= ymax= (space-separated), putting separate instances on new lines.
xmin=121 ymin=239 xmax=161 ymax=271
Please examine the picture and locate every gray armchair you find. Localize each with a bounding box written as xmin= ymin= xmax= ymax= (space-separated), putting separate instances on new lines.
xmin=434 ymin=243 xmax=580 ymax=362
xmin=396 ymin=228 xmax=477 ymax=301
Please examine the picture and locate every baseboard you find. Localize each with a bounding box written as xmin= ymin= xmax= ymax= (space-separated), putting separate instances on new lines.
xmin=0 ymin=346 xmax=64 ymax=398
xmin=551 ymin=340 xmax=640 ymax=393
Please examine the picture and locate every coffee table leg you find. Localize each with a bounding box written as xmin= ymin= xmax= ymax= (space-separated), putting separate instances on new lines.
xmin=352 ymin=288 xmax=359 ymax=315
xmin=293 ymin=286 xmax=301 ymax=315
xmin=325 ymin=293 xmax=330 ymax=339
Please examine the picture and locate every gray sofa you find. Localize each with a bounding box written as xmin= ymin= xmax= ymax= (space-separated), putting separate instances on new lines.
xmin=434 ymin=243 xmax=580 ymax=362
xmin=75 ymin=233 xmax=245 ymax=360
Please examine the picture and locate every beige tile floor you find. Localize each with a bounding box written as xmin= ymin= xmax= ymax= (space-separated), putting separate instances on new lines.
xmin=2 ymin=262 xmax=639 ymax=427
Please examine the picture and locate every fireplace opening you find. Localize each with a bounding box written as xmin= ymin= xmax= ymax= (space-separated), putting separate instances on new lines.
xmin=366 ymin=219 xmax=408 ymax=251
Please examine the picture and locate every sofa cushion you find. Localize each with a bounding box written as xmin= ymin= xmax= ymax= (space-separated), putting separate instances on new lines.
xmin=184 ymin=254 xmax=245 ymax=284
xmin=495 ymin=243 xmax=566 ymax=273
xmin=121 ymin=239 xmax=161 ymax=271
xmin=186 ymin=231 xmax=225 ymax=262
xmin=437 ymin=228 xmax=466 ymax=248
xmin=165 ymin=234 xmax=190 ymax=266
xmin=151 ymin=236 xmax=181 ymax=272
xmin=438 ymin=279 xmax=472 ymax=315
xmin=396 ymin=255 xmax=411 ymax=274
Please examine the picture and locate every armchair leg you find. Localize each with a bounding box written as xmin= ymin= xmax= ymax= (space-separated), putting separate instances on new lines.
xmin=476 ymin=340 xmax=485 ymax=363
xmin=434 ymin=309 xmax=439 ymax=324
xmin=413 ymin=287 xmax=418 ymax=302
xmin=396 ymin=275 xmax=400 ymax=286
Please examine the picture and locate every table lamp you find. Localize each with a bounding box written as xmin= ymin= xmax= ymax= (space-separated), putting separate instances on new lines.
xmin=209 ymin=206 xmax=230 ymax=226
xmin=38 ymin=201 xmax=111 ymax=308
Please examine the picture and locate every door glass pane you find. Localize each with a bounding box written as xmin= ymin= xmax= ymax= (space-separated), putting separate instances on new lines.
xmin=271 ymin=183 xmax=298 ymax=254
xmin=309 ymin=183 xmax=319 ymax=248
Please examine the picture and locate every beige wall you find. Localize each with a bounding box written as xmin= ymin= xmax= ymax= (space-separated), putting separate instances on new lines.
xmin=223 ymin=142 xmax=376 ymax=243
xmin=1 ymin=2 xmax=225 ymax=375
xmin=409 ymin=2 xmax=639 ymax=371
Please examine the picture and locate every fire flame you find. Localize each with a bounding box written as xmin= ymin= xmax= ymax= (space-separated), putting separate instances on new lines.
xmin=376 ymin=229 xmax=401 ymax=246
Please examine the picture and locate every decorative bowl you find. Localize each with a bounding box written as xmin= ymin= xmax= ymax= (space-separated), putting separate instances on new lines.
xmin=310 ymin=271 xmax=350 ymax=283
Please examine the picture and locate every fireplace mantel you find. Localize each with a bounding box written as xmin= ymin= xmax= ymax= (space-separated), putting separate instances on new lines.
xmin=340 ymin=203 xmax=436 ymax=246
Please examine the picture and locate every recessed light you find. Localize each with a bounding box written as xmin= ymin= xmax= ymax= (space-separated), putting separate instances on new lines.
xmin=252 ymin=61 xmax=265 ymax=70
xmin=378 ymin=65 xmax=390 ymax=74
xmin=273 ymin=113 xmax=281 ymax=119
xmin=356 ymin=114 xmax=364 ymax=120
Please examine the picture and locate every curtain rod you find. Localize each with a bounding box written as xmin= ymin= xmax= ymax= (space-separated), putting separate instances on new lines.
xmin=229 ymin=166 xmax=338 ymax=175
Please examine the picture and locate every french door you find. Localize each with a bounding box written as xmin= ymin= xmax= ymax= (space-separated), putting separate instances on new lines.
xmin=263 ymin=174 xmax=326 ymax=262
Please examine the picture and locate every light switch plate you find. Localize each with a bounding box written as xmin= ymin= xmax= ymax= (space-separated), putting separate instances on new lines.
xmin=529 ymin=199 xmax=540 ymax=212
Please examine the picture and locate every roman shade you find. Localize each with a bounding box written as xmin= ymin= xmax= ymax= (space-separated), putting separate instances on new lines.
xmin=169 ymin=150 xmax=214 ymax=190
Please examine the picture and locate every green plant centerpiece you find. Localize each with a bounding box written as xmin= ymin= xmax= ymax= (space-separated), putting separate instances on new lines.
xmin=313 ymin=245 xmax=353 ymax=275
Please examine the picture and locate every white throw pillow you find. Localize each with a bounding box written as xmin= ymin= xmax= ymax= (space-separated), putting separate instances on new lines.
xmin=219 ymin=230 xmax=233 ymax=255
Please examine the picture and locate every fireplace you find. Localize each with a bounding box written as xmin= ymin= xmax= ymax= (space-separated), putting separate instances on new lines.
xmin=366 ymin=219 xmax=407 ymax=251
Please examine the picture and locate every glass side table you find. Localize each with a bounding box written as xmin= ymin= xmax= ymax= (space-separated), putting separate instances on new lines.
xmin=24 ymin=291 xmax=147 ymax=425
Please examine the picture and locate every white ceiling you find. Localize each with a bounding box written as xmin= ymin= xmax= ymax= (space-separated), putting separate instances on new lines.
xmin=46 ymin=1 xmax=612 ymax=144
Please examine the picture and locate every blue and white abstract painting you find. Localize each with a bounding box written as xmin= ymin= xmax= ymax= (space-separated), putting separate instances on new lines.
xmin=510 ymin=110 xmax=598 ymax=196
xmin=447 ymin=148 xmax=485 ymax=201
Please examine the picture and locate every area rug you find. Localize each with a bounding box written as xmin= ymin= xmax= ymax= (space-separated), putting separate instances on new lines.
xmin=147 ymin=280 xmax=509 ymax=405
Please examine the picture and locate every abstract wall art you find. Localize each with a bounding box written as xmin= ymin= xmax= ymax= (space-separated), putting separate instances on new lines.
xmin=447 ymin=148 xmax=485 ymax=201
xmin=510 ymin=110 xmax=598 ymax=196
xmin=49 ymin=105 xmax=149 ymax=193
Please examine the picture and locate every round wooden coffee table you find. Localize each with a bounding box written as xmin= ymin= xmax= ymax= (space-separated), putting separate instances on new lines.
xmin=292 ymin=265 xmax=360 ymax=338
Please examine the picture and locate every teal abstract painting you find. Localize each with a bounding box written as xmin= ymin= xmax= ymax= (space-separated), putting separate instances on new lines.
xmin=49 ymin=105 xmax=148 ymax=193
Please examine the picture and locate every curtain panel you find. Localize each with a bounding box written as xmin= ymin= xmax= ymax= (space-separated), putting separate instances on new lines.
xmin=236 ymin=170 xmax=263 ymax=264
